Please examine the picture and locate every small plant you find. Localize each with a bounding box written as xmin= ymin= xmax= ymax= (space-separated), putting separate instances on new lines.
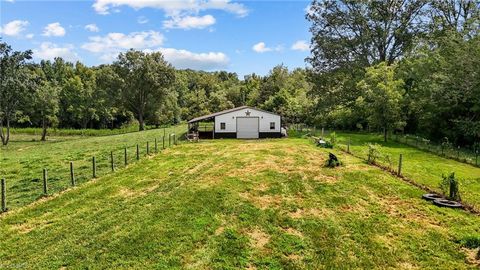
xmin=329 ymin=132 xmax=337 ymax=145
xmin=325 ymin=152 xmax=341 ymax=167
xmin=366 ymin=143 xmax=381 ymax=164
xmin=440 ymin=172 xmax=461 ymax=201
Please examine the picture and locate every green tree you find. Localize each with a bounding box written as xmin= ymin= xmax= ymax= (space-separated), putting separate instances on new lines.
xmin=356 ymin=62 xmax=405 ymax=142
xmin=33 ymin=80 xmax=60 ymax=141
xmin=114 ymin=50 xmax=175 ymax=131
xmin=0 ymin=42 xmax=33 ymax=145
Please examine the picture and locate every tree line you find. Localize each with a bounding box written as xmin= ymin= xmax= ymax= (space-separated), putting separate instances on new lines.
xmin=0 ymin=44 xmax=313 ymax=145
xmin=1 ymin=0 xmax=479 ymax=148
xmin=307 ymin=0 xmax=480 ymax=147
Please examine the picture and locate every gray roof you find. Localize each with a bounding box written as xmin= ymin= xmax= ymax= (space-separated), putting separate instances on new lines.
xmin=188 ymin=106 xmax=280 ymax=123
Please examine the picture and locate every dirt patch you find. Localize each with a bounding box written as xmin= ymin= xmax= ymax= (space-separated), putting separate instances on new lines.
xmin=239 ymin=192 xmax=284 ymax=210
xmin=463 ymin=247 xmax=480 ymax=267
xmin=247 ymin=228 xmax=270 ymax=250
xmin=115 ymin=184 xmax=159 ymax=199
xmin=287 ymin=207 xmax=333 ymax=219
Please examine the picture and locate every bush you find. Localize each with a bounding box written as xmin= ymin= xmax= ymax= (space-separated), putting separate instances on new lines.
xmin=325 ymin=152 xmax=341 ymax=167
xmin=440 ymin=172 xmax=461 ymax=201
xmin=367 ymin=143 xmax=381 ymax=164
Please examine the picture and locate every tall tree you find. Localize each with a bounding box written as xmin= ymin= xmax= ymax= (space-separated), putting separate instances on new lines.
xmin=0 ymin=42 xmax=33 ymax=145
xmin=356 ymin=62 xmax=405 ymax=142
xmin=114 ymin=50 xmax=175 ymax=131
xmin=307 ymin=0 xmax=427 ymax=72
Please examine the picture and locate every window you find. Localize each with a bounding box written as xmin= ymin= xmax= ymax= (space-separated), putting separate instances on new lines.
xmin=220 ymin=122 xmax=226 ymax=130
xmin=270 ymin=122 xmax=275 ymax=130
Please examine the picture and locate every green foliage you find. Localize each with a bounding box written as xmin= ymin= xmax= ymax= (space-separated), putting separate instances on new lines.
xmin=325 ymin=152 xmax=341 ymax=168
xmin=367 ymin=143 xmax=381 ymax=164
xmin=356 ymin=62 xmax=405 ymax=142
xmin=440 ymin=172 xmax=461 ymax=201
xmin=329 ymin=131 xmax=336 ymax=145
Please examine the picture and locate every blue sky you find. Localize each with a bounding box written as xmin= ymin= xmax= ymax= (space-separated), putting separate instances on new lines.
xmin=0 ymin=0 xmax=312 ymax=76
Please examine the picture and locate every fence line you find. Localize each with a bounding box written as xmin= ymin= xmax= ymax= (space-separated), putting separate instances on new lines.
xmin=0 ymin=131 xmax=184 ymax=214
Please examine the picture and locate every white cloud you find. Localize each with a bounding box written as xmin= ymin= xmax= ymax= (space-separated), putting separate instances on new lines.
xmin=42 ymin=22 xmax=66 ymax=37
xmin=85 ymin=24 xmax=100 ymax=32
xmin=291 ymin=40 xmax=309 ymax=51
xmin=82 ymin=31 xmax=164 ymax=60
xmin=137 ymin=16 xmax=149 ymax=24
xmin=33 ymin=42 xmax=79 ymax=62
xmin=164 ymin=15 xmax=215 ymax=30
xmin=158 ymin=48 xmax=229 ymax=70
xmin=25 ymin=33 xmax=34 ymax=39
xmin=0 ymin=20 xmax=29 ymax=36
xmin=252 ymin=42 xmax=282 ymax=53
xmin=92 ymin=0 xmax=248 ymax=17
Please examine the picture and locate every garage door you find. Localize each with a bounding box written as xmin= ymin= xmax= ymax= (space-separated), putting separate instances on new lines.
xmin=237 ymin=117 xmax=259 ymax=139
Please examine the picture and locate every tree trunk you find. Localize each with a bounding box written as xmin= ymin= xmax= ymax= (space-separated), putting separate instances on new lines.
xmin=1 ymin=118 xmax=11 ymax=146
xmin=138 ymin=113 xmax=145 ymax=131
xmin=384 ymin=127 xmax=388 ymax=142
xmin=41 ymin=117 xmax=47 ymax=141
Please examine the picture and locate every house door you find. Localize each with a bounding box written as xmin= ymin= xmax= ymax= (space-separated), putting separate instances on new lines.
xmin=237 ymin=117 xmax=259 ymax=139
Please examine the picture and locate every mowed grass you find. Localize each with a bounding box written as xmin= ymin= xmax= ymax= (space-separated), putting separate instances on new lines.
xmin=331 ymin=133 xmax=480 ymax=210
xmin=1 ymin=139 xmax=479 ymax=269
xmin=0 ymin=125 xmax=186 ymax=209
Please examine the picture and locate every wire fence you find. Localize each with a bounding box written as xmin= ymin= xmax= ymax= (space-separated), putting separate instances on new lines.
xmin=286 ymin=125 xmax=479 ymax=168
xmin=1 ymin=130 xmax=185 ymax=213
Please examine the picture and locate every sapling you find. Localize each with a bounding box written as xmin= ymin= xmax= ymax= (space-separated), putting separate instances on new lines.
xmin=440 ymin=172 xmax=461 ymax=201
xmin=367 ymin=143 xmax=381 ymax=164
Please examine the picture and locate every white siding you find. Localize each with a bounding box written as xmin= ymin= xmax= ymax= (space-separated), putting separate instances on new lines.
xmin=214 ymin=108 xmax=280 ymax=133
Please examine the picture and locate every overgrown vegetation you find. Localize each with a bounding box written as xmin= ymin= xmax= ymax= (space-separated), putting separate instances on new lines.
xmin=307 ymin=1 xmax=480 ymax=147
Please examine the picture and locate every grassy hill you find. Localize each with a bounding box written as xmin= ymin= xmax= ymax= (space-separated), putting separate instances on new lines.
xmin=0 ymin=125 xmax=185 ymax=209
xmin=1 ymin=138 xmax=479 ymax=269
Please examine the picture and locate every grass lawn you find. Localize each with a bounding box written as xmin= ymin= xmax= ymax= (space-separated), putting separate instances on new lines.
xmin=0 ymin=125 xmax=186 ymax=209
xmin=1 ymin=138 xmax=479 ymax=269
xmin=329 ymin=133 xmax=480 ymax=211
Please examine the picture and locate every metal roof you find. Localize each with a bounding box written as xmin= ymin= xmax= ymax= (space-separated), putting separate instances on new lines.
xmin=188 ymin=106 xmax=280 ymax=123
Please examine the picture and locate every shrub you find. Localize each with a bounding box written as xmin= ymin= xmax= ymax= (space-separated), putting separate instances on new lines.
xmin=440 ymin=172 xmax=461 ymax=201
xmin=367 ymin=143 xmax=381 ymax=164
xmin=325 ymin=152 xmax=341 ymax=167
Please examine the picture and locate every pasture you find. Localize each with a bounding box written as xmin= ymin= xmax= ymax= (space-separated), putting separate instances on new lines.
xmin=1 ymin=137 xmax=479 ymax=269
xmin=332 ymin=132 xmax=480 ymax=211
xmin=0 ymin=126 xmax=185 ymax=209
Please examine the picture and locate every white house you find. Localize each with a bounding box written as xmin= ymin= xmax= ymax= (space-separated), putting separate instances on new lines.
xmin=188 ymin=106 xmax=282 ymax=139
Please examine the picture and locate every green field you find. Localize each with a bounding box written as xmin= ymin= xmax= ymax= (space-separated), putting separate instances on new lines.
xmin=0 ymin=125 xmax=186 ymax=209
xmin=324 ymin=132 xmax=480 ymax=211
xmin=1 ymin=138 xmax=479 ymax=269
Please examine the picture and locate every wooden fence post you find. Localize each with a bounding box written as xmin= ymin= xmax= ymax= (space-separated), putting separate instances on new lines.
xmin=398 ymin=154 xmax=403 ymax=176
xmin=457 ymin=146 xmax=460 ymax=160
xmin=147 ymin=142 xmax=150 ymax=155
xmin=1 ymin=178 xmax=6 ymax=212
xmin=162 ymin=136 xmax=165 ymax=149
xmin=136 ymin=144 xmax=140 ymax=160
xmin=92 ymin=156 xmax=96 ymax=178
xmin=70 ymin=161 xmax=75 ymax=186
xmin=155 ymin=138 xmax=158 ymax=153
xmin=124 ymin=147 xmax=128 ymax=166
xmin=111 ymin=151 xmax=114 ymax=172
xmin=169 ymin=134 xmax=171 ymax=147
xmin=347 ymin=137 xmax=351 ymax=153
xmin=43 ymin=168 xmax=48 ymax=195
xmin=321 ymin=127 xmax=324 ymax=137
xmin=476 ymin=150 xmax=479 ymax=166
xmin=174 ymin=133 xmax=177 ymax=145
